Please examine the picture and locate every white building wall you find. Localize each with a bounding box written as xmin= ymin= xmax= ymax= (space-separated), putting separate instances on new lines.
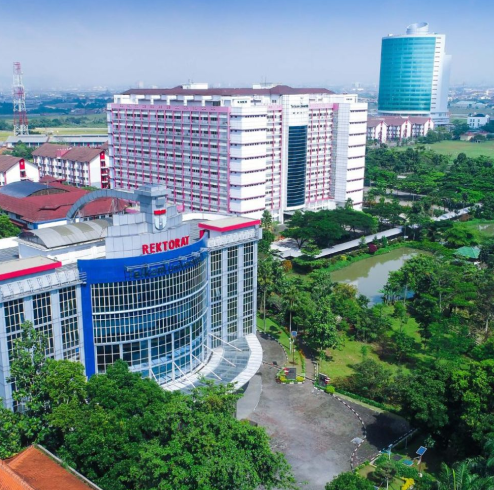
xmin=110 ymin=88 xmax=367 ymax=218
xmin=4 ymin=161 xmax=39 ymax=185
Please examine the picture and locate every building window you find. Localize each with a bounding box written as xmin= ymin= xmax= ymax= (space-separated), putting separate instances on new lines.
xmin=61 ymin=317 xmax=79 ymax=361
xmin=97 ymin=344 xmax=120 ymax=373
xmin=32 ymin=292 xmax=54 ymax=356
xmin=244 ymin=242 xmax=254 ymax=266
xmin=211 ymin=250 xmax=222 ymax=276
xmin=227 ymin=247 xmax=237 ymax=271
xmin=5 ymin=299 xmax=24 ymax=334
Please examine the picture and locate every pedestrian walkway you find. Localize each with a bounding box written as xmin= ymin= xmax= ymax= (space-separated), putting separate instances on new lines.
xmin=272 ymin=206 xmax=473 ymax=259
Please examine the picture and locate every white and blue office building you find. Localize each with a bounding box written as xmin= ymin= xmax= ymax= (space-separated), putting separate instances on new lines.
xmin=0 ymin=185 xmax=262 ymax=409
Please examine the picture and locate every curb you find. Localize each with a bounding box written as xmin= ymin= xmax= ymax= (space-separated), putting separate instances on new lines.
xmin=313 ymin=383 xmax=367 ymax=469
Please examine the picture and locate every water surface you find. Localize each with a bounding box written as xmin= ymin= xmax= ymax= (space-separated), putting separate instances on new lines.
xmin=330 ymin=247 xmax=427 ymax=305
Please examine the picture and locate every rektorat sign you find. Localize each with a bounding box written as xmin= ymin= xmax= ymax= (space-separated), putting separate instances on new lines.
xmin=142 ymin=236 xmax=190 ymax=255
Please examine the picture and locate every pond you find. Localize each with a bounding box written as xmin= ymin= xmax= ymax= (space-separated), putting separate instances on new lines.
xmin=330 ymin=247 xmax=428 ymax=305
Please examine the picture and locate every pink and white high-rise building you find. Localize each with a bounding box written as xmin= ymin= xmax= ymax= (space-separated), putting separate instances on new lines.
xmin=108 ymin=83 xmax=367 ymax=221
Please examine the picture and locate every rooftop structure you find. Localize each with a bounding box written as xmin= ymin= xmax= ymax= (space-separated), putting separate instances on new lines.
xmin=109 ymin=83 xmax=368 ymax=220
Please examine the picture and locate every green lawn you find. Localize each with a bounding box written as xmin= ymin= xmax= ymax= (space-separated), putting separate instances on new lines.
xmin=0 ymin=127 xmax=107 ymax=142
xmin=0 ymin=130 xmax=11 ymax=141
xmin=40 ymin=127 xmax=108 ymax=135
xmin=397 ymin=140 xmax=494 ymax=159
xmin=462 ymin=219 xmax=494 ymax=242
xmin=317 ymin=305 xmax=426 ymax=381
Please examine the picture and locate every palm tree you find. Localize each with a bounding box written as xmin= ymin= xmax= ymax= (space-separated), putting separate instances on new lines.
xmin=436 ymin=462 xmax=494 ymax=490
xmin=258 ymin=259 xmax=274 ymax=332
xmin=283 ymin=282 xmax=299 ymax=337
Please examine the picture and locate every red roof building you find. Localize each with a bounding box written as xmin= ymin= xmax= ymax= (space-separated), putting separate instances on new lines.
xmin=0 ymin=180 xmax=129 ymax=230
xmin=0 ymin=156 xmax=39 ymax=187
xmin=32 ymin=143 xmax=109 ymax=189
xmin=0 ymin=446 xmax=101 ymax=490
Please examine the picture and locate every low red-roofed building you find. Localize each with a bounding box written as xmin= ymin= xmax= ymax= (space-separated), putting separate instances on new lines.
xmin=0 ymin=445 xmax=102 ymax=490
xmin=367 ymin=118 xmax=388 ymax=143
xmin=0 ymin=180 xmax=130 ymax=229
xmin=367 ymin=116 xmax=433 ymax=142
xmin=32 ymin=143 xmax=109 ymax=189
xmin=0 ymin=156 xmax=39 ymax=186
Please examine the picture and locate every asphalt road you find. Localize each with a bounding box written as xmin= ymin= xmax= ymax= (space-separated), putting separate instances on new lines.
xmin=242 ymin=334 xmax=410 ymax=489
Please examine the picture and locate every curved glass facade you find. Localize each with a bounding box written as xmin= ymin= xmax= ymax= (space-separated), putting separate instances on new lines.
xmin=286 ymin=125 xmax=308 ymax=207
xmin=378 ymin=37 xmax=436 ymax=113
xmin=91 ymin=257 xmax=207 ymax=383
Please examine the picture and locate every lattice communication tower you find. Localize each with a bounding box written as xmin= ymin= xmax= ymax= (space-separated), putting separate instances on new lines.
xmin=13 ymin=62 xmax=29 ymax=136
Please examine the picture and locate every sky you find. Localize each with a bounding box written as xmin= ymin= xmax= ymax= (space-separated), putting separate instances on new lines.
xmin=1 ymin=0 xmax=493 ymax=91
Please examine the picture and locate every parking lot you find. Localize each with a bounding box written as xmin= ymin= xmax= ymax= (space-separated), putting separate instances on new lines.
xmin=240 ymin=334 xmax=410 ymax=489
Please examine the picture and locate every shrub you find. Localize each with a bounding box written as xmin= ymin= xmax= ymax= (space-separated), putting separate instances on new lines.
xmin=279 ymin=375 xmax=287 ymax=383
xmin=282 ymin=259 xmax=293 ymax=272
xmin=325 ymin=385 xmax=335 ymax=394
xmin=296 ymin=375 xmax=305 ymax=382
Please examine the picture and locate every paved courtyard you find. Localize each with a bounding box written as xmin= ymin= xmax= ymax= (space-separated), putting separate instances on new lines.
xmin=238 ymin=333 xmax=410 ymax=489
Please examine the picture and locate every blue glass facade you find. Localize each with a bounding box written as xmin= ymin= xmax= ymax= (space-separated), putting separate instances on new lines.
xmin=378 ymin=37 xmax=436 ymax=113
xmin=78 ymin=238 xmax=208 ymax=381
xmin=286 ymin=125 xmax=308 ymax=207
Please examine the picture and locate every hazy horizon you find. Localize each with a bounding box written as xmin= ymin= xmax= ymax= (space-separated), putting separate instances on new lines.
xmin=1 ymin=0 xmax=494 ymax=92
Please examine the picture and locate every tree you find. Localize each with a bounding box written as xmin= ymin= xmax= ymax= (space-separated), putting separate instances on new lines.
xmin=0 ymin=405 xmax=23 ymax=458
xmin=7 ymin=321 xmax=50 ymax=435
xmin=55 ymin=365 xmax=297 ymax=490
xmin=436 ymin=462 xmax=493 ymax=490
xmin=9 ymin=142 xmax=34 ymax=159
xmin=325 ymin=472 xmax=374 ymax=490
xmin=373 ymin=460 xmax=396 ymax=489
xmin=0 ymin=214 xmax=20 ymax=238
xmin=305 ymin=297 xmax=341 ymax=357
xmin=391 ymin=331 xmax=416 ymax=362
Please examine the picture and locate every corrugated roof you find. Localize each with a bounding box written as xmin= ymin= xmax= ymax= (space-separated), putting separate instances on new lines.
xmin=5 ymin=136 xmax=49 ymax=144
xmin=0 ymin=155 xmax=22 ymax=173
xmin=19 ymin=219 xmax=110 ymax=249
xmin=122 ymin=85 xmax=334 ymax=97
xmin=0 ymin=181 xmax=57 ymax=198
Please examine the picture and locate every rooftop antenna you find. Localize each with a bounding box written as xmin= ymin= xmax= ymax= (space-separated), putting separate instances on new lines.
xmin=13 ymin=62 xmax=29 ymax=136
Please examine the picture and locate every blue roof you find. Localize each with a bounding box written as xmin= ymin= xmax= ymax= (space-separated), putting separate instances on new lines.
xmin=0 ymin=181 xmax=52 ymax=198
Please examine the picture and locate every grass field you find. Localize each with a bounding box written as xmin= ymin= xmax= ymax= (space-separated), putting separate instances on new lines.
xmin=317 ymin=304 xmax=423 ymax=381
xmin=397 ymin=140 xmax=494 ymax=159
xmin=462 ymin=219 xmax=494 ymax=242
xmin=259 ymin=302 xmax=426 ymax=383
xmin=40 ymin=127 xmax=107 ymax=135
xmin=0 ymin=127 xmax=108 ymax=141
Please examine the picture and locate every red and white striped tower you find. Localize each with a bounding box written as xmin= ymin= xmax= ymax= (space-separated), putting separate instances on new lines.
xmin=12 ymin=62 xmax=29 ymax=136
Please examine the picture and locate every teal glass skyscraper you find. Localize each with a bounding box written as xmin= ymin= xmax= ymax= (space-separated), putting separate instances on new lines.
xmin=378 ymin=23 xmax=451 ymax=125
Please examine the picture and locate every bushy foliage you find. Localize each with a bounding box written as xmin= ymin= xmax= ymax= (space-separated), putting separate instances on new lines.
xmin=1 ymin=324 xmax=296 ymax=490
